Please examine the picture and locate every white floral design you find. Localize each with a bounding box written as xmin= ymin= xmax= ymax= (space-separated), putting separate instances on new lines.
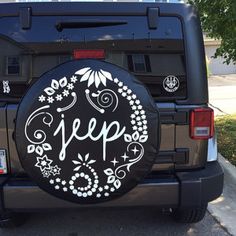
xmin=38 ymin=95 xmax=46 ymax=102
xmin=67 ymin=83 xmax=74 ymax=90
xmin=104 ymin=168 xmax=121 ymax=189
xmin=70 ymin=76 xmax=77 ymax=83
xmin=50 ymin=165 xmax=61 ymax=176
xmin=72 ymin=153 xmax=96 ymax=171
xmin=75 ymin=67 xmax=113 ymax=88
xmin=56 ymin=94 xmax=63 ymax=101
xmin=62 ymin=90 xmax=69 ymax=97
xmin=42 ymin=170 xmax=51 ymax=178
xmin=25 ymin=67 xmax=150 ymax=200
xmin=35 ymin=155 xmax=53 ymax=172
xmin=27 ymin=143 xmax=52 ymax=156
xmin=44 ymin=77 xmax=67 ymax=96
xmin=47 ymin=96 xmax=54 ymax=104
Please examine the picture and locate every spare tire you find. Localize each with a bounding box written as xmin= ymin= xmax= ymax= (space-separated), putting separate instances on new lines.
xmin=15 ymin=59 xmax=159 ymax=204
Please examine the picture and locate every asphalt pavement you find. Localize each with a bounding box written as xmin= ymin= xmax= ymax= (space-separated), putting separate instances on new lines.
xmin=0 ymin=208 xmax=230 ymax=236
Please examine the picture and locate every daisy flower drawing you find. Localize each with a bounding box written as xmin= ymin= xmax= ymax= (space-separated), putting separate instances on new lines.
xmin=75 ymin=67 xmax=113 ymax=88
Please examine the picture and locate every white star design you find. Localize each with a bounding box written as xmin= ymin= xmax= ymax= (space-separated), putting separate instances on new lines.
xmin=111 ymin=157 xmax=119 ymax=167
xmin=50 ymin=165 xmax=61 ymax=176
xmin=56 ymin=94 xmax=63 ymax=101
xmin=63 ymin=90 xmax=69 ymax=97
xmin=38 ymin=95 xmax=46 ymax=102
xmin=47 ymin=96 xmax=54 ymax=104
xmin=121 ymin=152 xmax=129 ymax=162
xmin=35 ymin=155 xmax=52 ymax=172
xmin=67 ymin=83 xmax=74 ymax=90
xmin=70 ymin=76 xmax=78 ymax=83
xmin=42 ymin=171 xmax=51 ymax=178
xmin=131 ymin=146 xmax=139 ymax=155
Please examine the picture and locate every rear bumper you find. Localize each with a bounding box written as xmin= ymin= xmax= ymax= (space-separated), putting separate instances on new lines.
xmin=0 ymin=161 xmax=223 ymax=211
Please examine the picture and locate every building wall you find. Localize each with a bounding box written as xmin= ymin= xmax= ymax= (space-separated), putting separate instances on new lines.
xmin=0 ymin=38 xmax=31 ymax=82
xmin=205 ymin=44 xmax=236 ymax=75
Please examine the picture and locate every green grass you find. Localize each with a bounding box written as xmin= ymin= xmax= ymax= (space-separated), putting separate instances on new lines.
xmin=215 ymin=114 xmax=236 ymax=166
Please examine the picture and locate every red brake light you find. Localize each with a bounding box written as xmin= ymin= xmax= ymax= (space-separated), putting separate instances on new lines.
xmin=190 ymin=108 xmax=214 ymax=140
xmin=73 ymin=50 xmax=105 ymax=60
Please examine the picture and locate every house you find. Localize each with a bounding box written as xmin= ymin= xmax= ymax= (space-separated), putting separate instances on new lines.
xmin=204 ymin=38 xmax=236 ymax=75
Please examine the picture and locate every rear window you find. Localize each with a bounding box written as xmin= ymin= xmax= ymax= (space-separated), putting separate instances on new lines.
xmin=0 ymin=13 xmax=186 ymax=101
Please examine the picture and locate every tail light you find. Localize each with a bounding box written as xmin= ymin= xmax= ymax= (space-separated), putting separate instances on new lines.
xmin=190 ymin=108 xmax=214 ymax=140
xmin=73 ymin=49 xmax=105 ymax=60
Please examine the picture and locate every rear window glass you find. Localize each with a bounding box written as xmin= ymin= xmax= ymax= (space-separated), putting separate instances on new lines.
xmin=0 ymin=15 xmax=186 ymax=101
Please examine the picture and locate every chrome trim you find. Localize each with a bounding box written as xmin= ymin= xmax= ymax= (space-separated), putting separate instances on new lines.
xmin=207 ymin=135 xmax=218 ymax=162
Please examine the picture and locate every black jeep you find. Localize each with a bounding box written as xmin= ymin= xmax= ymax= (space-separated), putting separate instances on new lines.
xmin=0 ymin=1 xmax=223 ymax=227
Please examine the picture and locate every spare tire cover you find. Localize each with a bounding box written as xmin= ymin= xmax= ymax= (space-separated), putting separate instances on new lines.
xmin=15 ymin=59 xmax=159 ymax=204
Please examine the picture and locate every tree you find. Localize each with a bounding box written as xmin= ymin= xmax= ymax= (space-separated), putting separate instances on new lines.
xmin=188 ymin=0 xmax=236 ymax=64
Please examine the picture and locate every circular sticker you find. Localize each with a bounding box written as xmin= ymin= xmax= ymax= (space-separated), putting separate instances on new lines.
xmin=163 ymin=75 xmax=180 ymax=93
xmin=15 ymin=60 xmax=159 ymax=204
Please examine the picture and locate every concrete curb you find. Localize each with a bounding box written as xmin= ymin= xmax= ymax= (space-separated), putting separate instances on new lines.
xmin=208 ymin=154 xmax=236 ymax=236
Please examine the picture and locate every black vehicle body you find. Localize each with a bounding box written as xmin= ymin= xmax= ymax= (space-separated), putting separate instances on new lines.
xmin=0 ymin=2 xmax=223 ymax=224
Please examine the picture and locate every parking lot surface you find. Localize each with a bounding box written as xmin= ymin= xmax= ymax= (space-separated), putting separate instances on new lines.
xmin=0 ymin=207 xmax=230 ymax=236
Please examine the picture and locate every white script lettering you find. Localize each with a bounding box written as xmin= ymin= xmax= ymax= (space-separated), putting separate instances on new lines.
xmin=53 ymin=117 xmax=126 ymax=161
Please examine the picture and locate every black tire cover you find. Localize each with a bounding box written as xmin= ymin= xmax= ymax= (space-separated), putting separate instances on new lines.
xmin=15 ymin=59 xmax=159 ymax=204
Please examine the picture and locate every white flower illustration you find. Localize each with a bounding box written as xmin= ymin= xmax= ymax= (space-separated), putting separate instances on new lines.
xmin=38 ymin=95 xmax=46 ymax=102
xmin=35 ymin=155 xmax=53 ymax=172
xmin=67 ymin=83 xmax=74 ymax=90
xmin=47 ymin=96 xmax=54 ymax=104
xmin=62 ymin=90 xmax=69 ymax=97
xmin=72 ymin=153 xmax=96 ymax=171
xmin=56 ymin=94 xmax=63 ymax=101
xmin=44 ymin=77 xmax=68 ymax=96
xmin=50 ymin=165 xmax=61 ymax=176
xmin=75 ymin=67 xmax=113 ymax=88
xmin=70 ymin=75 xmax=78 ymax=83
xmin=42 ymin=170 xmax=51 ymax=178
xmin=27 ymin=143 xmax=52 ymax=156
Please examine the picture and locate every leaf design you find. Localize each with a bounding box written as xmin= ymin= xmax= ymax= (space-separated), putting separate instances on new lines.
xmin=42 ymin=143 xmax=52 ymax=151
xmin=44 ymin=87 xmax=55 ymax=96
xmin=98 ymin=71 xmax=107 ymax=86
xmin=107 ymin=175 xmax=115 ymax=184
xmin=114 ymin=179 xmax=121 ymax=189
xmin=88 ymin=71 xmax=95 ymax=87
xmin=78 ymin=153 xmax=83 ymax=162
xmin=139 ymin=135 xmax=148 ymax=143
xmin=100 ymin=69 xmax=113 ymax=81
xmin=80 ymin=70 xmax=91 ymax=82
xmin=51 ymin=79 xmax=59 ymax=90
xmin=75 ymin=67 xmax=91 ymax=75
xmin=35 ymin=146 xmax=44 ymax=156
xmin=132 ymin=131 xmax=140 ymax=141
xmin=73 ymin=166 xmax=81 ymax=171
xmin=94 ymin=72 xmax=100 ymax=88
xmin=72 ymin=160 xmax=81 ymax=165
xmin=59 ymin=77 xmax=68 ymax=87
xmin=27 ymin=145 xmax=35 ymax=153
xmin=88 ymin=159 xmax=96 ymax=165
xmin=104 ymin=168 xmax=114 ymax=176
xmin=124 ymin=134 xmax=132 ymax=142
xmin=85 ymin=153 xmax=89 ymax=161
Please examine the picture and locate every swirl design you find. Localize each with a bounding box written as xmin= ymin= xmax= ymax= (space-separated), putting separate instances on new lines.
xmin=114 ymin=142 xmax=144 ymax=179
xmin=96 ymin=89 xmax=118 ymax=112
xmin=25 ymin=105 xmax=53 ymax=145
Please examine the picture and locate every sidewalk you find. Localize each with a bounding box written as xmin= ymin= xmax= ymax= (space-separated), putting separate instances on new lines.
xmin=209 ymin=154 xmax=236 ymax=236
xmin=208 ymin=74 xmax=236 ymax=235
xmin=208 ymin=74 xmax=236 ymax=116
